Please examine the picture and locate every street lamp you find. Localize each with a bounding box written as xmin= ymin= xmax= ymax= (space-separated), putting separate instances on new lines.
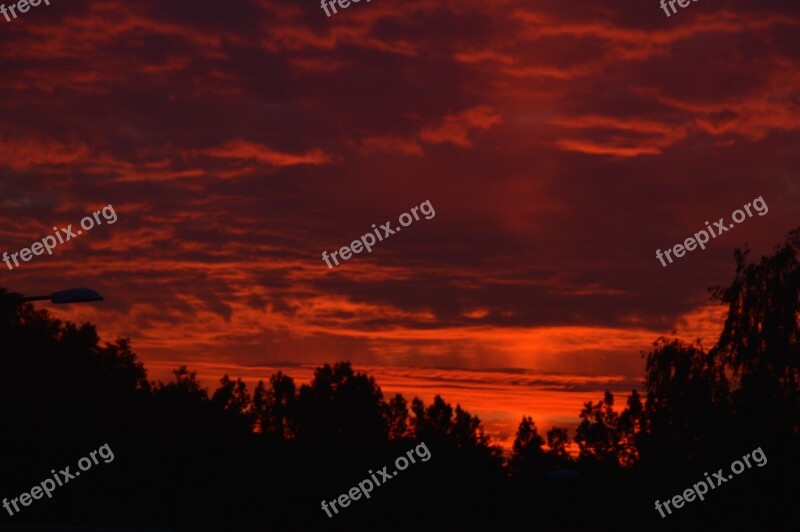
xmin=22 ymin=288 xmax=104 ymax=304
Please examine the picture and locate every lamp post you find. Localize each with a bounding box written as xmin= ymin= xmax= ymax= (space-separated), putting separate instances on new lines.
xmin=22 ymin=288 xmax=104 ymax=304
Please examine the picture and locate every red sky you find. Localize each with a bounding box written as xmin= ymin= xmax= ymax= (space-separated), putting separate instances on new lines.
xmin=1 ymin=0 xmax=799 ymax=448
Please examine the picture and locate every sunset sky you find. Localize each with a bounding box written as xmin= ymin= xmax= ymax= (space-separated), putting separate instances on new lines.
xmin=1 ymin=0 xmax=798 ymax=447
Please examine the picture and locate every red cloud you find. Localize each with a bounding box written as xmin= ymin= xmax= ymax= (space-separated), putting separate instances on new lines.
xmin=202 ymin=140 xmax=334 ymax=167
xmin=360 ymin=135 xmax=424 ymax=156
xmin=0 ymin=135 xmax=91 ymax=171
xmin=420 ymin=105 xmax=502 ymax=147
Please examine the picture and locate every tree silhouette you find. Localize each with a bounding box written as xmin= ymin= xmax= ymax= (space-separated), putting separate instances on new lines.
xmin=409 ymin=394 xmax=493 ymax=449
xmin=253 ymin=371 xmax=297 ymax=439
xmin=638 ymin=337 xmax=728 ymax=467
xmin=2 ymin=229 xmax=799 ymax=529
xmin=384 ymin=393 xmax=410 ymax=440
xmin=296 ymin=362 xmax=386 ymax=445
xmin=154 ymin=365 xmax=208 ymax=400
xmin=710 ymin=228 xmax=800 ymax=437
xmin=545 ymin=427 xmax=570 ymax=464
xmin=508 ymin=416 xmax=545 ymax=476
xmin=616 ymin=389 xmax=643 ymax=467
xmin=212 ymin=374 xmax=251 ymax=414
xmin=575 ymin=390 xmax=621 ymax=465
xmin=411 ymin=395 xmax=452 ymax=441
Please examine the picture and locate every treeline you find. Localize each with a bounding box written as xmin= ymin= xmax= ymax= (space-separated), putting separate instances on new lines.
xmin=1 ymin=229 xmax=798 ymax=530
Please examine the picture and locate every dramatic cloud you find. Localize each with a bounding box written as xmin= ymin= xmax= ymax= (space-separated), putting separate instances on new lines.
xmin=200 ymin=140 xmax=335 ymax=175
xmin=1 ymin=0 xmax=798 ymax=447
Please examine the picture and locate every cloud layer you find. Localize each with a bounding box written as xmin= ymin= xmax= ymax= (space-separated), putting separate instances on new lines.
xmin=1 ymin=0 xmax=798 ymax=445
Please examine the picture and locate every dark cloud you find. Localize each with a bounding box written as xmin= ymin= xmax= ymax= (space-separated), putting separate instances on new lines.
xmin=0 ymin=0 xmax=798 ymax=440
